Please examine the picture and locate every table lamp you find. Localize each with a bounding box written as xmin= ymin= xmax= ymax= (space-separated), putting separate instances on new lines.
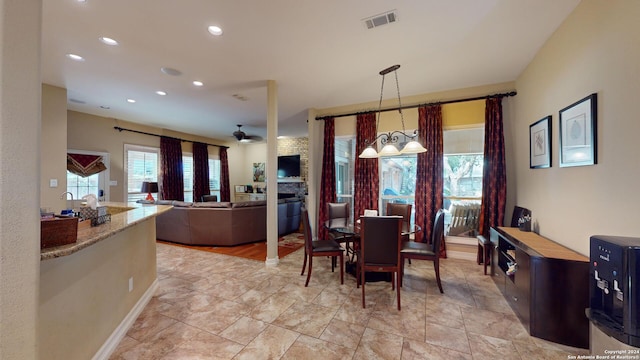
xmin=141 ymin=181 xmax=158 ymax=201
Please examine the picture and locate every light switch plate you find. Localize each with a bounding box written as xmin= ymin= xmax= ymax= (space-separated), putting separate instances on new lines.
xmin=109 ymin=180 xmax=117 ymax=186
xmin=49 ymin=179 xmax=58 ymax=188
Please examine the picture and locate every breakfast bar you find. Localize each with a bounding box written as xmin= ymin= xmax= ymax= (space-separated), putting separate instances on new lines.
xmin=39 ymin=202 xmax=172 ymax=360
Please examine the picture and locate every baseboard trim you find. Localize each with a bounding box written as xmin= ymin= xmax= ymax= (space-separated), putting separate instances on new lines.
xmin=446 ymin=236 xmax=477 ymax=245
xmin=265 ymin=257 xmax=280 ymax=267
xmin=446 ymin=250 xmax=477 ymax=262
xmin=92 ymin=279 xmax=158 ymax=360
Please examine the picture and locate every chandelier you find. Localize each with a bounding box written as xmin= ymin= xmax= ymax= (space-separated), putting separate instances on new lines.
xmin=358 ymin=64 xmax=427 ymax=158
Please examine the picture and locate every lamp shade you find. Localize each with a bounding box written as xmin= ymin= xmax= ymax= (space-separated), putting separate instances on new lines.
xmin=400 ymin=140 xmax=427 ymax=154
xmin=141 ymin=181 xmax=158 ymax=193
xmin=378 ymin=143 xmax=401 ymax=157
xmin=359 ymin=146 xmax=379 ymax=159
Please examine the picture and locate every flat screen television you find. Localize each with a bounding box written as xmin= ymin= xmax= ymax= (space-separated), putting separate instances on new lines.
xmin=277 ymin=154 xmax=300 ymax=178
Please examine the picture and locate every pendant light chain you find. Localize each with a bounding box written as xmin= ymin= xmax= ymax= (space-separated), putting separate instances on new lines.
xmin=376 ymin=74 xmax=386 ymax=132
xmin=394 ymin=70 xmax=406 ymax=133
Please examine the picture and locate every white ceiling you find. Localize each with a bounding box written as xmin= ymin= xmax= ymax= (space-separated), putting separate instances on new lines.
xmin=41 ymin=0 xmax=580 ymax=142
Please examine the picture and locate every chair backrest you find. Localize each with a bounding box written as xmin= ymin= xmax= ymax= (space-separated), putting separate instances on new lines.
xmin=430 ymin=209 xmax=446 ymax=253
xmin=327 ymin=202 xmax=349 ymax=221
xmin=301 ymin=207 xmax=314 ymax=254
xmin=386 ymin=203 xmax=412 ymax=222
xmin=201 ymin=194 xmax=218 ymax=202
xmin=511 ymin=206 xmax=531 ymax=227
xmin=360 ymin=216 xmax=403 ymax=266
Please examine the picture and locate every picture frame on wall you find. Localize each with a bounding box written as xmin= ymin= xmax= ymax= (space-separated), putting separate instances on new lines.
xmin=530 ymin=115 xmax=552 ymax=169
xmin=252 ymin=162 xmax=265 ymax=182
xmin=559 ymin=93 xmax=597 ymax=167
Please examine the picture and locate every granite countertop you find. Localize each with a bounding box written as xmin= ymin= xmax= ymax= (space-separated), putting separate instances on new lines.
xmin=41 ymin=202 xmax=173 ymax=260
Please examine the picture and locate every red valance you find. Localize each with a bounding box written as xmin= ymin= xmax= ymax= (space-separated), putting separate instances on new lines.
xmin=67 ymin=153 xmax=106 ymax=177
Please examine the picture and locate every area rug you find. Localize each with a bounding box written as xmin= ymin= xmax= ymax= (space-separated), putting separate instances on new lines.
xmin=157 ymin=232 xmax=305 ymax=262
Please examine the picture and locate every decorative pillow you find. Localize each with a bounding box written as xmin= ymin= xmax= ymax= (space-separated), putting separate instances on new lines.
xmin=193 ymin=202 xmax=231 ymax=208
xmin=154 ymin=200 xmax=173 ymax=205
xmin=232 ymin=200 xmax=266 ymax=208
xmin=171 ymin=201 xmax=193 ymax=207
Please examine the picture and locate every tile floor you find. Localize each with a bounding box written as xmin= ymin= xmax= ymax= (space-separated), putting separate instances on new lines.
xmin=110 ymin=241 xmax=591 ymax=359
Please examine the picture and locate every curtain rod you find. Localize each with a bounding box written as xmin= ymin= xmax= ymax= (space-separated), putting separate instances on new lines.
xmin=114 ymin=126 xmax=229 ymax=149
xmin=314 ymin=90 xmax=517 ymax=121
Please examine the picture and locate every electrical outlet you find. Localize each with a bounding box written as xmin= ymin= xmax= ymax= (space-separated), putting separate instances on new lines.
xmin=49 ymin=179 xmax=58 ymax=188
xmin=128 ymin=277 xmax=133 ymax=292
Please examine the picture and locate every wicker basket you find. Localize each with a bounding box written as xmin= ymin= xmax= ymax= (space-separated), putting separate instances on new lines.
xmin=41 ymin=216 xmax=78 ymax=249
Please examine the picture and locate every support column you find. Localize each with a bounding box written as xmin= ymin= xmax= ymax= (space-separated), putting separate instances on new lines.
xmin=0 ymin=0 xmax=42 ymax=358
xmin=265 ymin=80 xmax=279 ymax=266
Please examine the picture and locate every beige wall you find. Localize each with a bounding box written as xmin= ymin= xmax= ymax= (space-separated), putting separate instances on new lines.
xmin=0 ymin=1 xmax=41 ymax=358
xmin=67 ymin=110 xmax=242 ymax=202
xmin=513 ymin=0 xmax=640 ymax=255
xmin=41 ymin=84 xmax=68 ymax=212
xmin=39 ymin=219 xmax=157 ymax=359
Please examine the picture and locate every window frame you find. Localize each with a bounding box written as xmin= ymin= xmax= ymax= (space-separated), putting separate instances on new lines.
xmin=124 ymin=144 xmax=160 ymax=202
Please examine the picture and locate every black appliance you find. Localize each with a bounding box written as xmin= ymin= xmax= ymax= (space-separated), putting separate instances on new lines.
xmin=589 ymin=235 xmax=640 ymax=347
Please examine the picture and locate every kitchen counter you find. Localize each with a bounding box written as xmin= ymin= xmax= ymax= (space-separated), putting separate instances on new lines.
xmin=39 ymin=201 xmax=172 ymax=359
xmin=40 ymin=202 xmax=172 ymax=260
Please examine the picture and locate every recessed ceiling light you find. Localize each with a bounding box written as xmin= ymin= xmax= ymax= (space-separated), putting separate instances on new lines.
xmin=192 ymin=81 xmax=204 ymax=87
xmin=76 ymin=0 xmax=87 ymax=3
xmin=127 ymin=99 xmax=136 ymax=103
xmin=155 ymin=91 xmax=167 ymax=96
xmin=100 ymin=105 xmax=110 ymax=109
xmin=66 ymin=53 xmax=84 ymax=61
xmin=207 ymin=25 xmax=223 ymax=36
xmin=99 ymin=37 xmax=119 ymax=46
xmin=160 ymin=67 xmax=182 ymax=76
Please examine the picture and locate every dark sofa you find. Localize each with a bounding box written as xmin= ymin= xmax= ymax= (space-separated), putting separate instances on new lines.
xmin=278 ymin=198 xmax=302 ymax=235
xmin=155 ymin=198 xmax=301 ymax=246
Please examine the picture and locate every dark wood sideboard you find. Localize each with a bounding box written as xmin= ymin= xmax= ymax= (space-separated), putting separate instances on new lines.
xmin=490 ymin=227 xmax=589 ymax=349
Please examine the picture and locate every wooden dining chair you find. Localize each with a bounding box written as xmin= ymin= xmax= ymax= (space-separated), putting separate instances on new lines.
xmin=326 ymin=202 xmax=354 ymax=256
xmin=386 ymin=202 xmax=413 ymax=261
xmin=399 ymin=209 xmax=445 ymax=293
xmin=358 ymin=215 xmax=403 ymax=310
xmin=300 ymin=207 xmax=344 ymax=287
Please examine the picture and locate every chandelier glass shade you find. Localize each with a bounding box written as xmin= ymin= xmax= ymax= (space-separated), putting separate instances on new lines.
xmin=358 ymin=64 xmax=427 ymax=158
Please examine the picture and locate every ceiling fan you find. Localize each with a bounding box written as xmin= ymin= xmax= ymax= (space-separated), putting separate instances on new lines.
xmin=232 ymin=124 xmax=262 ymax=143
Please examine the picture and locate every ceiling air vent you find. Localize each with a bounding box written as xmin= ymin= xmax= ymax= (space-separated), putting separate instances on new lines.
xmin=363 ymin=10 xmax=398 ymax=29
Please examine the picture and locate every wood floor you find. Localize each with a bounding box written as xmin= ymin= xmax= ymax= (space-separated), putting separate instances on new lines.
xmin=157 ymin=233 xmax=304 ymax=261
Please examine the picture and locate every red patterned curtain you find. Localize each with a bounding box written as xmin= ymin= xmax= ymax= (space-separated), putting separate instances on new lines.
xmin=414 ymin=105 xmax=446 ymax=257
xmin=317 ymin=118 xmax=336 ymax=239
xmin=193 ymin=142 xmax=210 ymax=202
xmin=354 ymin=112 xmax=379 ymax=219
xmin=478 ymin=97 xmax=507 ymax=237
xmin=219 ymin=147 xmax=230 ymax=202
xmin=160 ymin=136 xmax=184 ymax=201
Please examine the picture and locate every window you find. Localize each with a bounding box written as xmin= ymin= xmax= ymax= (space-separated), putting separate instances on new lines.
xmin=333 ymin=126 xmax=484 ymax=235
xmin=380 ymin=154 xmax=417 ymax=224
xmin=183 ymin=153 xmax=193 ymax=202
xmin=443 ymin=127 xmax=484 ymax=237
xmin=208 ymin=158 xmax=221 ymax=200
xmin=125 ymin=144 xmax=159 ymax=202
xmin=335 ymin=138 xmax=355 ymax=219
xmin=66 ymin=172 xmax=100 ymax=200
